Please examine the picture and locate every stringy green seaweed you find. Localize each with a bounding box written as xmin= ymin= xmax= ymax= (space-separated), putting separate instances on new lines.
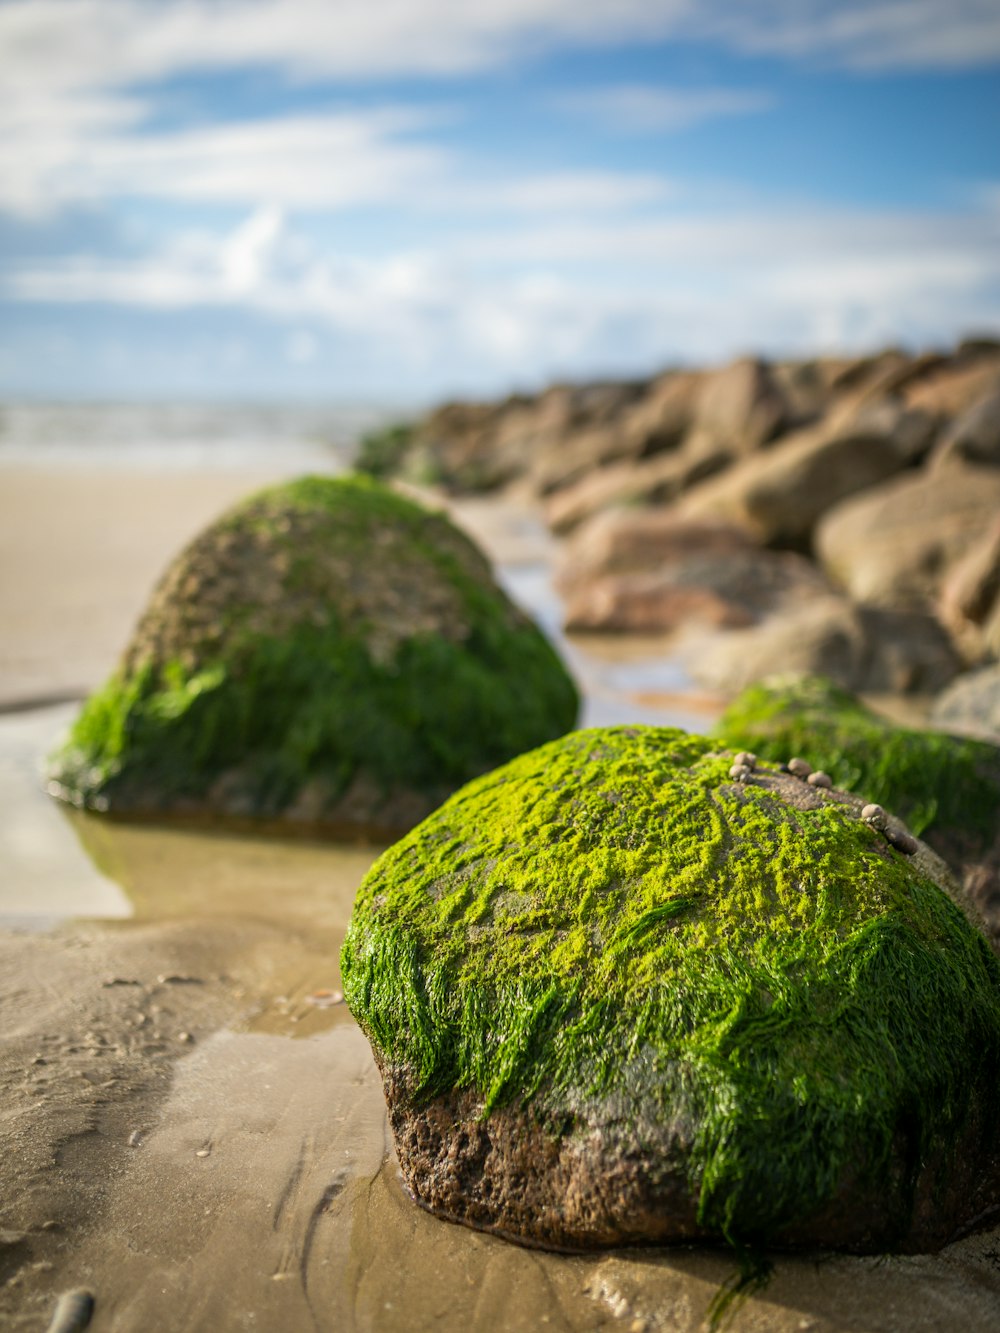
xmin=715 ymin=675 xmax=1000 ymax=844
xmin=342 ymin=725 xmax=1000 ymax=1246
xmin=50 ymin=474 xmax=579 ymax=814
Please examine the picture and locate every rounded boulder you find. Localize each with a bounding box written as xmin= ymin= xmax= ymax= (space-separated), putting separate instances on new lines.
xmin=343 ymin=725 xmax=1000 ymax=1252
xmin=48 ymin=475 xmax=579 ymax=835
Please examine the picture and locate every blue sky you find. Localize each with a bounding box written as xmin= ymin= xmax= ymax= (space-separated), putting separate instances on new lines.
xmin=0 ymin=0 xmax=998 ymax=403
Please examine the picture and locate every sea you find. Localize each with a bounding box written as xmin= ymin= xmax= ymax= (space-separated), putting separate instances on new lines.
xmin=0 ymin=399 xmax=398 ymax=472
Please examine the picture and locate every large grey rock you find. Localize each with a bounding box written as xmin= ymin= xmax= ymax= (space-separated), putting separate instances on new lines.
xmin=543 ymin=444 xmax=730 ymax=534
xmin=938 ymin=518 xmax=1000 ymax=663
xmin=931 ymin=665 xmax=1000 ymax=742
xmin=903 ymin=353 xmax=1000 ymax=419
xmin=616 ymin=369 xmax=703 ymax=457
xmin=932 ymin=386 xmax=1000 ymax=470
xmin=690 ymin=355 xmax=787 ymax=454
xmin=815 ymin=464 xmax=1000 ymax=609
xmin=685 ymin=599 xmax=960 ymax=696
xmin=678 ymin=397 xmax=935 ymax=546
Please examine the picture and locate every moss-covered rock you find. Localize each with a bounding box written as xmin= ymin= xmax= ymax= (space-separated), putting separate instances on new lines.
xmin=342 ymin=725 xmax=1000 ymax=1253
xmin=716 ymin=675 xmax=1000 ymax=942
xmin=48 ymin=475 xmax=579 ymax=835
xmin=354 ymin=422 xmax=417 ymax=480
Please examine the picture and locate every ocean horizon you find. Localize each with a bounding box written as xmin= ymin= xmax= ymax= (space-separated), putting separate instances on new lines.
xmin=0 ymin=399 xmax=412 ymax=472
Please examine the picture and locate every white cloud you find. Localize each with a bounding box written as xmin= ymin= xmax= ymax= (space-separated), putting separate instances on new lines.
xmin=0 ymin=79 xmax=675 ymax=219
xmin=706 ymin=1 xmax=1000 ymax=71
xmin=1 ymin=1 xmax=995 ymax=219
xmin=0 ymin=1 xmax=685 ymax=94
xmin=0 ymin=0 xmax=995 ymax=112
xmin=2 ymin=0 xmax=997 ymax=394
xmin=0 ymin=100 xmax=453 ymax=216
xmin=6 ymin=200 xmax=997 ymax=384
xmin=557 ymin=84 xmax=774 ymax=132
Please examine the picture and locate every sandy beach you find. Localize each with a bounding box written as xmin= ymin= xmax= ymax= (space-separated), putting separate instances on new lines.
xmin=2 ymin=460 xmax=1000 ymax=1332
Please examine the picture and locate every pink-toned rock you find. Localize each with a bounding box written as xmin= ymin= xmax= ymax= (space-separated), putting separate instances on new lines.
xmin=562 ymin=545 xmax=829 ymax=635
xmin=563 ymin=575 xmax=756 ymax=634
xmin=815 ymin=463 xmax=1000 ymax=610
xmin=556 ymin=509 xmax=754 ymax=594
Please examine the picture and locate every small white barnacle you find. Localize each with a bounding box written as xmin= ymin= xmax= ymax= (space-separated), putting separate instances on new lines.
xmin=861 ymin=803 xmax=888 ymax=831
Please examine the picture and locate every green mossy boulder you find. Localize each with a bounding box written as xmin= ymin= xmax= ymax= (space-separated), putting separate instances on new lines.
xmin=48 ymin=475 xmax=579 ymax=835
xmin=342 ymin=725 xmax=1000 ymax=1253
xmin=716 ymin=675 xmax=1000 ymax=940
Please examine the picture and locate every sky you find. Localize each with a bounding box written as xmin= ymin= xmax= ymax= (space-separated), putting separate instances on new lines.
xmin=0 ymin=0 xmax=998 ymax=404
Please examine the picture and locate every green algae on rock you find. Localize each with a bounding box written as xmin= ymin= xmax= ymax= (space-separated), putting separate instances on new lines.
xmin=47 ymin=475 xmax=579 ymax=835
xmin=716 ymin=675 xmax=1000 ymax=842
xmin=342 ymin=725 xmax=1000 ymax=1252
xmin=715 ymin=675 xmax=1000 ymax=940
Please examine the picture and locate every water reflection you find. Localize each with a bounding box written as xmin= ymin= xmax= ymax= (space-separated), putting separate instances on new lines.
xmin=0 ymin=702 xmax=130 ymax=922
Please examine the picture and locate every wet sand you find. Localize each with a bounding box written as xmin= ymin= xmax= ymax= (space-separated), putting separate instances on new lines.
xmin=1 ymin=468 xmax=999 ymax=1331
xmin=0 ymin=466 xmax=321 ymax=709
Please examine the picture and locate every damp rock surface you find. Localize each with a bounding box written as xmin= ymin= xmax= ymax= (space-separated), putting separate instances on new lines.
xmin=46 ymin=474 xmax=579 ymax=836
xmin=342 ymin=724 xmax=1000 ymax=1253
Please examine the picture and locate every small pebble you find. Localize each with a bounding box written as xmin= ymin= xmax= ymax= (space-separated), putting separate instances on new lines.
xmin=306 ymin=988 xmax=344 ymax=1008
xmin=128 ymin=1129 xmax=145 ymax=1148
xmin=728 ymin=763 xmax=751 ymax=783
xmin=861 ymin=803 xmax=888 ymax=831
xmin=177 ymin=1031 xmax=194 ymax=1044
xmin=196 ymin=1147 xmax=212 ymax=1158
xmin=45 ymin=1288 xmax=94 ymax=1333
xmin=733 ymin=751 xmax=757 ymax=770
xmin=786 ymin=757 xmax=812 ymax=778
xmin=807 ymin=771 xmax=832 ymax=789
